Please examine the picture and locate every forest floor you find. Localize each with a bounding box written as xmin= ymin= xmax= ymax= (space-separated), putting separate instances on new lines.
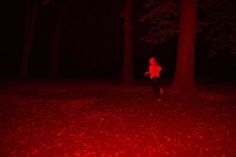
xmin=0 ymin=80 xmax=235 ymax=157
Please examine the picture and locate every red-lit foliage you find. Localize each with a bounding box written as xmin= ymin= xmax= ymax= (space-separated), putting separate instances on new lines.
xmin=139 ymin=0 xmax=236 ymax=56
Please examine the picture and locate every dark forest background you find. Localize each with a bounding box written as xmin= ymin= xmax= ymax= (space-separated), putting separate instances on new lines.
xmin=0 ymin=0 xmax=235 ymax=81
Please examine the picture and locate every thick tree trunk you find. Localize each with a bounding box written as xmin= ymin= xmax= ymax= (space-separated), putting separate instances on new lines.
xmin=19 ymin=0 xmax=39 ymax=79
xmin=122 ymin=0 xmax=133 ymax=82
xmin=171 ymin=0 xmax=198 ymax=96
xmin=50 ymin=3 xmax=66 ymax=78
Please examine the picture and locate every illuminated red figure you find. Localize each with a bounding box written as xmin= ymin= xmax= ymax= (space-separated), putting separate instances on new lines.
xmin=144 ymin=57 xmax=163 ymax=99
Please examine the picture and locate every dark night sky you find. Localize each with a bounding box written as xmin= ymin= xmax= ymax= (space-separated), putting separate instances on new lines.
xmin=0 ymin=0 xmax=236 ymax=80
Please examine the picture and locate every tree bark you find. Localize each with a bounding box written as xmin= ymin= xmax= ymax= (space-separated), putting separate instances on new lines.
xmin=122 ymin=0 xmax=133 ymax=82
xmin=50 ymin=2 xmax=66 ymax=78
xmin=19 ymin=0 xmax=39 ymax=79
xmin=171 ymin=0 xmax=198 ymax=96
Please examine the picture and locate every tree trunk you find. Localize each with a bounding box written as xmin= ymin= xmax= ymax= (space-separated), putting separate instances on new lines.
xmin=171 ymin=0 xmax=198 ymax=96
xmin=50 ymin=2 xmax=66 ymax=78
xmin=19 ymin=0 xmax=39 ymax=79
xmin=122 ymin=0 xmax=133 ymax=82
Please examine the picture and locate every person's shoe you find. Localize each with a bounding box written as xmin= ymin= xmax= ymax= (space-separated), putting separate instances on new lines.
xmin=160 ymin=88 xmax=163 ymax=95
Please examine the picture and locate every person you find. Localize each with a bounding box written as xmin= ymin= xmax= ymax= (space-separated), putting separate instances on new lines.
xmin=144 ymin=57 xmax=163 ymax=100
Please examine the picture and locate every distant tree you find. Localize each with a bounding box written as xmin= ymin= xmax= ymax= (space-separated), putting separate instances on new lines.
xmin=19 ymin=0 xmax=39 ymax=79
xmin=122 ymin=0 xmax=134 ymax=82
xmin=50 ymin=1 xmax=66 ymax=78
xmin=20 ymin=0 xmax=51 ymax=79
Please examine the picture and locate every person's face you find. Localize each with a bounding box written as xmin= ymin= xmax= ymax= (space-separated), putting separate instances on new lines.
xmin=149 ymin=58 xmax=156 ymax=65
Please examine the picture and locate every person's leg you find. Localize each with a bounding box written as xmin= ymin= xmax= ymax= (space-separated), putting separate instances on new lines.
xmin=151 ymin=78 xmax=161 ymax=98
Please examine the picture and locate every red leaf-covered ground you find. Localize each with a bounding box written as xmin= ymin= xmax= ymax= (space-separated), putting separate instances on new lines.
xmin=0 ymin=81 xmax=235 ymax=157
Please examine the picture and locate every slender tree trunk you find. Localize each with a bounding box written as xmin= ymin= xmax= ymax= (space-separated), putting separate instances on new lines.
xmin=19 ymin=0 xmax=39 ymax=79
xmin=122 ymin=0 xmax=133 ymax=82
xmin=171 ymin=0 xmax=198 ymax=96
xmin=50 ymin=2 xmax=66 ymax=78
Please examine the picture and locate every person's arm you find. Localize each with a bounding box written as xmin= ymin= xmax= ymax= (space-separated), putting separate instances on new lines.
xmin=144 ymin=71 xmax=149 ymax=76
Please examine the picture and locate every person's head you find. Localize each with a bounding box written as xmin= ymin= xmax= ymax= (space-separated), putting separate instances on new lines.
xmin=149 ymin=57 xmax=157 ymax=65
